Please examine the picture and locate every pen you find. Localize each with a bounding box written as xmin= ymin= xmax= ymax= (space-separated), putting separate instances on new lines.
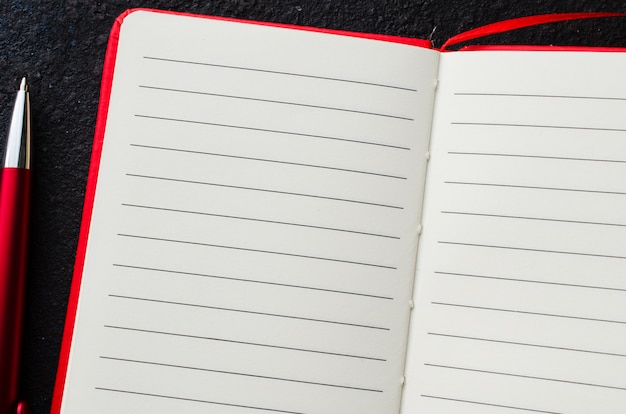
xmin=0 ymin=78 xmax=31 ymax=414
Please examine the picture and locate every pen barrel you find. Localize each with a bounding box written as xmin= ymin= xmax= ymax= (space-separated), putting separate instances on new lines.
xmin=0 ymin=168 xmax=30 ymax=414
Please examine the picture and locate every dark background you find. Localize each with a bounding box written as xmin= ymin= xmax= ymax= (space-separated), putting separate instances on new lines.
xmin=0 ymin=1 xmax=625 ymax=412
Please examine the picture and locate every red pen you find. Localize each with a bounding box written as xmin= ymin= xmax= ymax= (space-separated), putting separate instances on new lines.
xmin=0 ymin=78 xmax=31 ymax=414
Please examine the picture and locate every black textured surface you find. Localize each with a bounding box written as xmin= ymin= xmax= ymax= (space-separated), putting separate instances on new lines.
xmin=0 ymin=1 xmax=625 ymax=412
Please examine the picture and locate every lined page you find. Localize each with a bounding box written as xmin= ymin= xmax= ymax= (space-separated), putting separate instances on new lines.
xmin=403 ymin=51 xmax=626 ymax=413
xmin=60 ymin=11 xmax=439 ymax=414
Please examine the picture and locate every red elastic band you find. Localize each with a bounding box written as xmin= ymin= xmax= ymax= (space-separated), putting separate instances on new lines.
xmin=441 ymin=12 xmax=626 ymax=51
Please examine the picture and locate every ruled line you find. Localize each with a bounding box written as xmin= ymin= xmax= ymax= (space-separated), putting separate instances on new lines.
xmin=421 ymin=394 xmax=562 ymax=414
xmin=130 ymin=143 xmax=407 ymax=180
xmin=429 ymin=332 xmax=626 ymax=359
xmin=454 ymin=92 xmax=626 ymax=101
xmin=101 ymin=356 xmax=383 ymax=393
xmin=109 ymin=294 xmax=390 ymax=331
xmin=135 ymin=114 xmax=411 ymax=150
xmin=127 ymin=173 xmax=404 ymax=210
xmin=435 ymin=270 xmax=626 ymax=294
xmin=140 ymin=85 xmax=414 ymax=121
xmin=441 ymin=210 xmax=626 ymax=229
xmin=448 ymin=151 xmax=626 ymax=164
xmin=426 ymin=363 xmax=626 ymax=392
xmin=445 ymin=180 xmax=626 ymax=197
xmin=96 ymin=387 xmax=305 ymax=414
xmin=439 ymin=240 xmax=626 ymax=261
xmin=122 ymin=203 xmax=400 ymax=240
xmin=113 ymin=263 xmax=394 ymax=300
xmin=118 ymin=233 xmax=397 ymax=270
xmin=431 ymin=301 xmax=626 ymax=326
xmin=104 ymin=324 xmax=387 ymax=361
xmin=143 ymin=56 xmax=418 ymax=92
xmin=451 ymin=121 xmax=626 ymax=133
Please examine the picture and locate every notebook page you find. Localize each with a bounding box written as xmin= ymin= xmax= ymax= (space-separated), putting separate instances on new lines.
xmin=402 ymin=50 xmax=626 ymax=413
xmin=60 ymin=11 xmax=439 ymax=414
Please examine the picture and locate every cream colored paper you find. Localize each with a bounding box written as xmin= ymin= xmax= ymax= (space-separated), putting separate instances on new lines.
xmin=60 ymin=10 xmax=439 ymax=414
xmin=403 ymin=50 xmax=626 ymax=414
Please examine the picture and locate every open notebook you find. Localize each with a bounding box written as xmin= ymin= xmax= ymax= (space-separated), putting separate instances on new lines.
xmin=52 ymin=9 xmax=626 ymax=414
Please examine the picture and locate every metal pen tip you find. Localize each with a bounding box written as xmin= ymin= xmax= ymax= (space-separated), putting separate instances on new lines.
xmin=4 ymin=77 xmax=31 ymax=168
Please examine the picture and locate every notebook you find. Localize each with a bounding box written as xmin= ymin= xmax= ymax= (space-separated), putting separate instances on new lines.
xmin=52 ymin=9 xmax=626 ymax=414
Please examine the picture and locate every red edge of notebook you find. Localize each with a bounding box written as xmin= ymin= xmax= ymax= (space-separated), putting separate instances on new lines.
xmin=50 ymin=8 xmax=625 ymax=413
xmin=441 ymin=12 xmax=626 ymax=51
xmin=457 ymin=45 xmax=626 ymax=52
xmin=48 ymin=8 xmax=430 ymax=412
xmin=49 ymin=8 xmax=127 ymax=414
